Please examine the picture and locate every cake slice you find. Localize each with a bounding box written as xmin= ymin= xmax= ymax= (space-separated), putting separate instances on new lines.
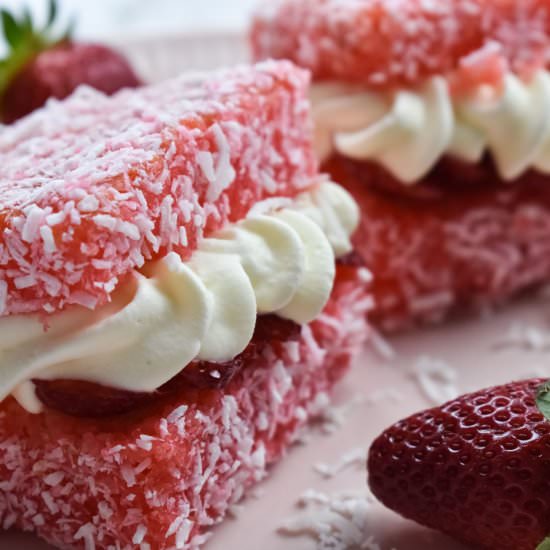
xmin=253 ymin=0 xmax=550 ymax=331
xmin=0 ymin=61 xmax=371 ymax=549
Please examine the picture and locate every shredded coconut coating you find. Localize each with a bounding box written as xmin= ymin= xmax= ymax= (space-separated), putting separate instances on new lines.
xmin=251 ymin=0 xmax=550 ymax=88
xmin=328 ymin=155 xmax=550 ymax=331
xmin=0 ymin=60 xmax=316 ymax=316
xmin=0 ymin=269 xmax=371 ymax=550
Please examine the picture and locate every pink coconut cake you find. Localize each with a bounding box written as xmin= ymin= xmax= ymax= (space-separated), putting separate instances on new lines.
xmin=0 ymin=61 xmax=372 ymax=549
xmin=253 ymin=0 xmax=550 ymax=331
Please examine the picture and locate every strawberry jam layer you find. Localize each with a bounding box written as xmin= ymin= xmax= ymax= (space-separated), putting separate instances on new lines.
xmin=324 ymin=154 xmax=550 ymax=331
xmin=32 ymin=262 xmax=361 ymax=418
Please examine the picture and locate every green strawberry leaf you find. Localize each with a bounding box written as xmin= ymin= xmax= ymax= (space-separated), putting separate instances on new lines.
xmin=536 ymin=381 xmax=550 ymax=422
xmin=1 ymin=10 xmax=22 ymax=48
xmin=0 ymin=0 xmax=73 ymax=120
xmin=536 ymin=537 xmax=550 ymax=550
xmin=46 ymin=0 xmax=57 ymax=28
xmin=21 ymin=8 xmax=33 ymax=35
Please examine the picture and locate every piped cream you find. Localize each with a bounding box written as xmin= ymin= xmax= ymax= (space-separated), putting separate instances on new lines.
xmin=4 ymin=181 xmax=359 ymax=413
xmin=312 ymin=70 xmax=550 ymax=183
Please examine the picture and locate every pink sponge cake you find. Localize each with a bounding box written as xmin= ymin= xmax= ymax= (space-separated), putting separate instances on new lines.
xmin=0 ymin=61 xmax=371 ymax=548
xmin=253 ymin=0 xmax=550 ymax=331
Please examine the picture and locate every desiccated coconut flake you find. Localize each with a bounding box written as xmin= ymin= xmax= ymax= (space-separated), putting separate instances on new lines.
xmin=43 ymin=471 xmax=64 ymax=486
xmin=279 ymin=490 xmax=377 ymax=550
xmin=74 ymin=522 xmax=96 ymax=550
xmin=40 ymin=226 xmax=56 ymax=254
xmin=132 ymin=524 xmax=147 ymax=545
xmin=493 ymin=322 xmax=550 ymax=352
xmin=313 ymin=448 xmax=366 ymax=479
xmin=369 ymin=328 xmax=396 ymax=361
xmin=411 ymin=355 xmax=459 ymax=405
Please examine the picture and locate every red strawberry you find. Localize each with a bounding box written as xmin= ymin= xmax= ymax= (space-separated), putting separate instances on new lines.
xmin=0 ymin=0 xmax=141 ymax=123
xmin=367 ymin=379 xmax=550 ymax=550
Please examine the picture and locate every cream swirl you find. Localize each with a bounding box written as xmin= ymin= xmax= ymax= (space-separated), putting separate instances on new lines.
xmin=5 ymin=181 xmax=359 ymax=413
xmin=312 ymin=71 xmax=550 ymax=183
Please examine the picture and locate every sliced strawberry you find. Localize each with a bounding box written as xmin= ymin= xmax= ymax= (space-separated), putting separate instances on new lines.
xmin=253 ymin=313 xmax=302 ymax=344
xmin=33 ymin=378 xmax=153 ymax=418
xmin=336 ymin=251 xmax=366 ymax=268
xmin=33 ymin=315 xmax=301 ymax=417
xmin=368 ymin=379 xmax=550 ymax=550
xmin=169 ymin=349 xmax=256 ymax=393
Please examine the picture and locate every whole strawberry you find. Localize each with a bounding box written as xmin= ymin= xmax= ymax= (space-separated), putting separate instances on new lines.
xmin=0 ymin=0 xmax=141 ymax=123
xmin=368 ymin=379 xmax=550 ymax=550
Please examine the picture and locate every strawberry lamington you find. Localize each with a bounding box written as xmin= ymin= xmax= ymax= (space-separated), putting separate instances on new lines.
xmin=0 ymin=61 xmax=371 ymax=549
xmin=253 ymin=0 xmax=550 ymax=330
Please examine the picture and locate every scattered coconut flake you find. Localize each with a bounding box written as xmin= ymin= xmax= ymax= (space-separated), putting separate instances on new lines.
xmin=493 ymin=322 xmax=550 ymax=352
xmin=364 ymin=387 xmax=404 ymax=407
xmin=314 ymin=394 xmax=367 ymax=435
xmin=279 ymin=490 xmax=379 ymax=550
xmin=369 ymin=328 xmax=396 ymax=361
xmin=313 ymin=448 xmax=366 ymax=479
xmin=410 ymin=356 xmax=459 ymax=406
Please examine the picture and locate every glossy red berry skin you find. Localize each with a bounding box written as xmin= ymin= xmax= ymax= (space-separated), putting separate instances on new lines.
xmin=2 ymin=42 xmax=141 ymax=123
xmin=367 ymin=379 xmax=550 ymax=550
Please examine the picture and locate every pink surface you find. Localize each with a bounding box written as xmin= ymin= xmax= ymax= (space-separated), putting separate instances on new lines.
xmin=5 ymin=293 xmax=550 ymax=549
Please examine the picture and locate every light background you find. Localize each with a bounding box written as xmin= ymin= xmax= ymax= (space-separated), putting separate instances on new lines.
xmin=0 ymin=0 xmax=258 ymax=45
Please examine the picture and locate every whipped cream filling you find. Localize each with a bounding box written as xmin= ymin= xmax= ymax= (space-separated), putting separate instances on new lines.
xmin=312 ymin=70 xmax=550 ymax=183
xmin=5 ymin=181 xmax=359 ymax=414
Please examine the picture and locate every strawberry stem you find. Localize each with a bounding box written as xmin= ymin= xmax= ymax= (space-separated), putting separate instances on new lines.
xmin=536 ymin=381 xmax=550 ymax=422
xmin=46 ymin=0 xmax=57 ymax=28
xmin=536 ymin=537 xmax=550 ymax=550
